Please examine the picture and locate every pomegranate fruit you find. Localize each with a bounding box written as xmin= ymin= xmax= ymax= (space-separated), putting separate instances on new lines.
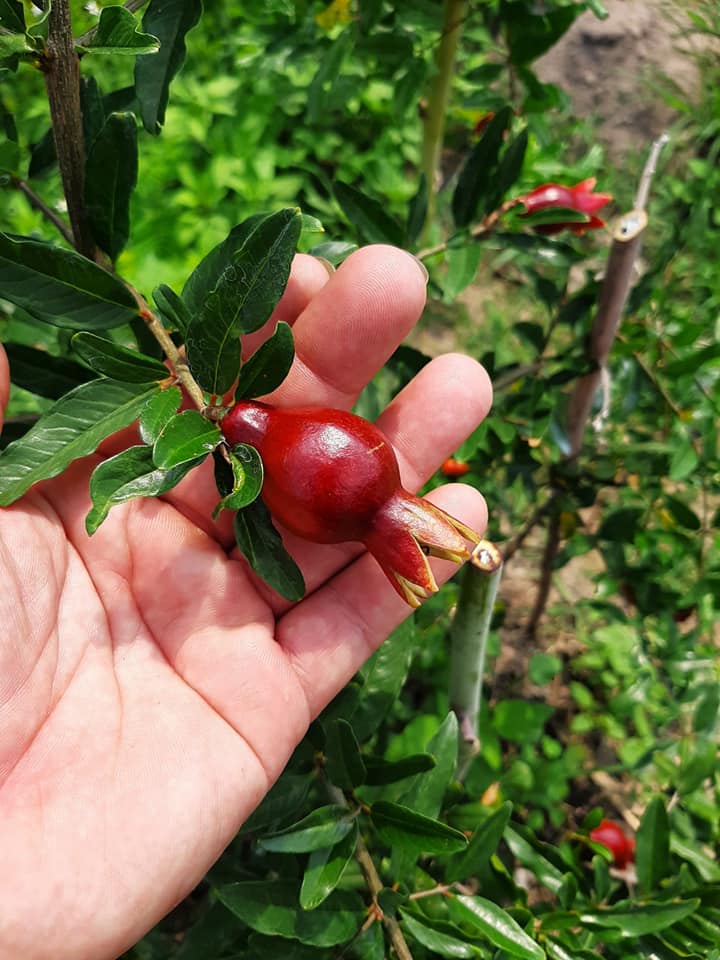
xmin=221 ymin=401 xmax=480 ymax=606
xmin=590 ymin=819 xmax=635 ymax=868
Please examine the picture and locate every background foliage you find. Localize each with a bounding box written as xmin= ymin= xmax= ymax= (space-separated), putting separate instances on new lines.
xmin=1 ymin=0 xmax=718 ymax=957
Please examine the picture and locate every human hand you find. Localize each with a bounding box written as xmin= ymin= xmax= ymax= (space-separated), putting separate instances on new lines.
xmin=0 ymin=245 xmax=491 ymax=960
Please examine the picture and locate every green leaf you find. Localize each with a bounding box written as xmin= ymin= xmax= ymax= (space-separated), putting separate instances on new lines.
xmin=444 ymin=243 xmax=483 ymax=302
xmin=669 ymin=440 xmax=699 ymax=482
xmin=349 ymin=618 xmax=415 ymax=741
xmin=80 ymin=5 xmax=160 ymax=54
xmin=398 ymin=712 xmax=458 ymax=818
xmin=241 ymin=772 xmax=311 ymax=835
xmin=406 ymin=174 xmax=428 ymax=248
xmin=86 ymin=444 xmax=202 ymax=534
xmin=503 ymin=0 xmax=581 ymax=65
xmin=300 ymin=823 xmax=358 ymax=910
xmin=152 ymin=283 xmax=192 ymax=335
xmin=307 ymin=240 xmax=357 ymax=266
xmin=153 ymin=410 xmax=221 ymax=469
xmin=233 ymin=497 xmax=305 ymax=602
xmin=0 ymin=233 xmax=138 ymax=329
xmin=84 ymin=113 xmax=138 ymax=260
xmin=493 ymin=700 xmax=554 ymax=744
xmin=235 ymin=321 xmax=294 ymax=400
xmin=71 ymin=332 xmax=168 ymax=383
xmin=333 ymin=181 xmax=405 ymax=247
xmin=451 ymin=895 xmax=544 ymax=959
xmin=215 ymin=882 xmax=363 ymax=947
xmin=504 ymin=825 xmax=565 ymax=894
xmin=452 ymin=106 xmax=513 ymax=227
xmin=364 ymin=752 xmax=436 ymax=786
xmin=185 ymin=209 xmax=302 ymax=395
xmin=578 ymin=899 xmax=701 ymax=936
xmin=370 ymin=801 xmax=468 ymax=856
xmin=597 ymin=506 xmax=644 ymax=542
xmin=212 ymin=443 xmax=263 ymax=515
xmin=138 ymin=386 xmax=182 ymax=444
xmin=0 ymin=379 xmax=159 ymax=506
xmin=446 ymin=802 xmax=513 ymax=883
xmin=3 ymin=342 xmax=92 ymax=399
xmin=0 ymin=33 xmax=32 ymax=57
xmin=0 ymin=0 xmax=25 ymax=33
xmin=400 ymin=910 xmax=485 ymax=958
xmin=134 ymin=0 xmax=203 ymax=133
xmin=259 ymin=805 xmax=356 ymax=854
xmin=489 ymin=127 xmax=529 ymax=210
xmin=324 ymin=719 xmax=366 ymax=791
xmin=636 ymin=796 xmax=670 ymax=893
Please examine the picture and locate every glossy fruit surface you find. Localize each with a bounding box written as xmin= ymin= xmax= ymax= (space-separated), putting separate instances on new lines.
xmin=221 ymin=400 xmax=480 ymax=605
xmin=590 ymin=819 xmax=635 ymax=868
xmin=441 ymin=458 xmax=471 ymax=478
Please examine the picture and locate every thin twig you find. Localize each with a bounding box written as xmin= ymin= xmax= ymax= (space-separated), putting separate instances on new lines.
xmin=325 ymin=784 xmax=414 ymax=960
xmin=126 ymin=285 xmax=207 ymax=412
xmin=10 ymin=177 xmax=74 ymax=245
xmin=42 ymin=0 xmax=96 ymax=259
xmin=416 ymin=198 xmax=520 ymax=261
xmin=503 ymin=497 xmax=550 ymax=563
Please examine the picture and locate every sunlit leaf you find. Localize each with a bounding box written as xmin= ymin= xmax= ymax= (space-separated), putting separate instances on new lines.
xmin=370 ymin=801 xmax=468 ymax=856
xmin=300 ymin=824 xmax=358 ymax=910
xmin=79 ymin=5 xmax=160 ymax=54
xmin=152 ymin=409 xmax=221 ymax=468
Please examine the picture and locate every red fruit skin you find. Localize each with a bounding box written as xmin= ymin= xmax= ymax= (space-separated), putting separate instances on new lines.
xmin=221 ymin=400 xmax=480 ymax=605
xmin=441 ymin=458 xmax=471 ymax=478
xmin=221 ymin=401 xmax=400 ymax=543
xmin=590 ymin=819 xmax=635 ymax=868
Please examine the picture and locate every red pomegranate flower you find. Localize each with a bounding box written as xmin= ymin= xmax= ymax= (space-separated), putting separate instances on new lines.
xmin=517 ymin=177 xmax=612 ymax=234
xmin=221 ymin=401 xmax=480 ymax=606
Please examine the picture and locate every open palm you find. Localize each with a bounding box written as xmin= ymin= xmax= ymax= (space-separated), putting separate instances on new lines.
xmin=0 ymin=246 xmax=491 ymax=960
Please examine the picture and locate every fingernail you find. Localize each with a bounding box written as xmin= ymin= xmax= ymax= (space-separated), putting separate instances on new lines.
xmin=410 ymin=253 xmax=429 ymax=284
xmin=312 ymin=255 xmax=336 ymax=277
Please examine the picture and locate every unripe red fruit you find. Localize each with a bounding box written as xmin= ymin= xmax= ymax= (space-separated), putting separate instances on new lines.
xmin=221 ymin=400 xmax=480 ymax=605
xmin=441 ymin=458 xmax=471 ymax=478
xmin=590 ymin=819 xmax=635 ymax=868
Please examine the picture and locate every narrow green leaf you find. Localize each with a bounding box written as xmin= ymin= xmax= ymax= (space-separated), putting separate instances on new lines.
xmin=134 ymin=0 xmax=203 ymax=134
xmin=324 ymin=719 xmax=366 ymax=791
xmin=370 ymin=801 xmax=468 ymax=856
xmin=84 ymin=113 xmax=138 ymax=260
xmin=444 ymin=242 xmax=483 ymax=302
xmin=4 ymin=342 xmax=92 ymax=399
xmin=446 ymin=802 xmax=513 ymax=883
xmin=398 ymin=712 xmax=458 ymax=818
xmin=300 ymin=823 xmax=358 ymax=910
xmin=79 ymin=5 xmax=160 ymax=54
xmin=241 ymin=772 xmax=311 ymax=835
xmin=451 ymin=895 xmax=544 ymax=959
xmin=400 ymin=910 xmax=485 ymax=958
xmin=578 ymin=899 xmax=701 ymax=936
xmin=334 ymin=181 xmax=405 ymax=247
xmin=138 ymin=386 xmax=182 ymax=444
xmin=71 ymin=332 xmax=168 ymax=382
xmin=215 ymin=882 xmax=363 ymax=947
xmin=0 ymin=233 xmax=138 ymax=330
xmin=181 ymin=214 xmax=267 ymax=317
xmin=233 ymin=497 xmax=305 ymax=601
xmin=234 ymin=321 xmax=294 ymax=400
xmin=0 ymin=0 xmax=25 ymax=33
xmin=349 ymin=618 xmax=415 ymax=741
xmin=186 ymin=209 xmax=302 ymax=394
xmin=153 ymin=410 xmax=221 ymax=469
xmin=307 ymin=240 xmax=357 ymax=266
xmin=152 ymin=283 xmax=192 ymax=335
xmin=669 ymin=440 xmax=699 ymax=482
xmin=259 ymin=805 xmax=355 ymax=854
xmin=364 ymin=752 xmax=436 ymax=786
xmin=86 ymin=444 xmax=203 ymax=533
xmin=636 ymin=796 xmax=670 ymax=893
xmin=212 ymin=443 xmax=263 ymax=515
xmin=406 ymin=174 xmax=428 ymax=248
xmin=0 ymin=379 xmax=159 ymax=506
xmin=489 ymin=127 xmax=529 ymax=211
xmin=452 ymin=106 xmax=513 ymax=227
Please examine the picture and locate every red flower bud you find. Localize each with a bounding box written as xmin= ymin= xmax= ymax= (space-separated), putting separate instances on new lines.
xmin=590 ymin=819 xmax=635 ymax=868
xmin=221 ymin=401 xmax=480 ymax=606
xmin=518 ymin=177 xmax=612 ymax=235
xmin=441 ymin=458 xmax=471 ymax=478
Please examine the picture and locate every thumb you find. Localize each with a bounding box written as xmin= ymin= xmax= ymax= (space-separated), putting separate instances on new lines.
xmin=0 ymin=343 xmax=10 ymax=435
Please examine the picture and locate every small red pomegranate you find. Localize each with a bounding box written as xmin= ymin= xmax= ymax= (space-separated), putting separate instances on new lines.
xmin=221 ymin=401 xmax=480 ymax=605
xmin=590 ymin=819 xmax=635 ymax=869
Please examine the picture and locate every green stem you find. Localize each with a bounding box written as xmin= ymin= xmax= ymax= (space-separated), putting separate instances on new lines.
xmin=449 ymin=543 xmax=503 ymax=781
xmin=420 ymin=0 xmax=467 ymax=238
